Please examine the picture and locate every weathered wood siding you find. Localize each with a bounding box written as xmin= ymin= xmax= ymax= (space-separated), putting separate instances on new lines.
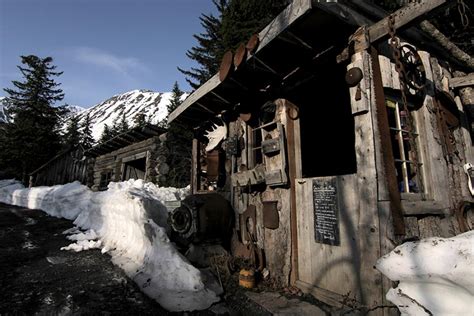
xmin=32 ymin=149 xmax=94 ymax=187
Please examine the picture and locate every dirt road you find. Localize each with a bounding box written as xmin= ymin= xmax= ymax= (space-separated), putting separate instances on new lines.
xmin=0 ymin=202 xmax=171 ymax=315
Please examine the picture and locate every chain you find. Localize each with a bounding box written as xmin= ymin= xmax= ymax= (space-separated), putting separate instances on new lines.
xmin=388 ymin=14 xmax=425 ymax=198
xmin=458 ymin=0 xmax=470 ymax=29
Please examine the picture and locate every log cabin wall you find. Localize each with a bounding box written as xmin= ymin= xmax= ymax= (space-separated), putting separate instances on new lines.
xmin=91 ymin=136 xmax=164 ymax=191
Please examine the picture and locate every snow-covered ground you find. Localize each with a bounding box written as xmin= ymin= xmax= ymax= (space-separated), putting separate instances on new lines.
xmin=0 ymin=179 xmax=219 ymax=312
xmin=376 ymin=232 xmax=474 ymax=315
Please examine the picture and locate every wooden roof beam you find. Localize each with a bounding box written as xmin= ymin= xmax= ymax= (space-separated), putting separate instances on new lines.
xmin=168 ymin=0 xmax=314 ymax=124
xmin=337 ymin=0 xmax=447 ymax=63
xmin=450 ymin=73 xmax=474 ymax=89
xmin=368 ymin=0 xmax=446 ymax=43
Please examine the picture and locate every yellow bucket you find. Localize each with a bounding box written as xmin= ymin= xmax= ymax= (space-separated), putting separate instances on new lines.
xmin=239 ymin=269 xmax=255 ymax=288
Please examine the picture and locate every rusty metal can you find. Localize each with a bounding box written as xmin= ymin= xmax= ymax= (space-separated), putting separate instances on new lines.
xmin=239 ymin=269 xmax=255 ymax=288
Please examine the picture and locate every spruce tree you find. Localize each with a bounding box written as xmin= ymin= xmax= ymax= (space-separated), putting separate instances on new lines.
xmin=179 ymin=0 xmax=290 ymax=89
xmin=1 ymin=55 xmax=67 ymax=182
xmin=166 ymin=81 xmax=184 ymax=122
xmin=178 ymin=0 xmax=228 ymax=89
xmin=64 ymin=114 xmax=81 ymax=148
xmin=164 ymin=82 xmax=193 ymax=187
xmin=118 ymin=111 xmax=129 ymax=133
xmin=221 ymin=0 xmax=290 ymax=51
xmin=99 ymin=124 xmax=113 ymax=143
xmin=133 ymin=111 xmax=147 ymax=128
xmin=80 ymin=113 xmax=94 ymax=150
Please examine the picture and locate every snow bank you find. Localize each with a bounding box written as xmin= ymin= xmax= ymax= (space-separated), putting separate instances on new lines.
xmin=376 ymin=231 xmax=474 ymax=315
xmin=0 ymin=179 xmax=218 ymax=311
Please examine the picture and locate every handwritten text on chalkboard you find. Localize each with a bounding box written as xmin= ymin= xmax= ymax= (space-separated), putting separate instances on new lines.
xmin=312 ymin=178 xmax=340 ymax=246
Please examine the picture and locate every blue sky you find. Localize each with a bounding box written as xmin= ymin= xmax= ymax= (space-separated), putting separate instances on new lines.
xmin=0 ymin=0 xmax=217 ymax=108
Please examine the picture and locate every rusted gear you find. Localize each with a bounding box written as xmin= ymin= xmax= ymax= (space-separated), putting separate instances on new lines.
xmin=399 ymin=44 xmax=426 ymax=92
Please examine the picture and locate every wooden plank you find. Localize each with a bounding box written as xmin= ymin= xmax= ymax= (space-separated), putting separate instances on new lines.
xmin=191 ymin=139 xmax=199 ymax=194
xmin=168 ymin=75 xmax=222 ymax=123
xmin=404 ymin=216 xmax=420 ymax=239
xmin=370 ymin=47 xmax=405 ymax=235
xmin=296 ymin=280 xmax=350 ymax=309
xmin=295 ymin=178 xmax=312 ymax=285
xmin=253 ymin=0 xmax=311 ymax=56
xmin=402 ymin=200 xmax=450 ymax=215
xmin=368 ymin=0 xmax=447 ymax=43
xmin=378 ymin=55 xmax=393 ymax=89
xmin=416 ymin=56 xmax=451 ymax=203
xmin=347 ymin=55 xmax=369 ymax=115
xmin=354 ymin=50 xmax=384 ymax=312
xmin=449 ymin=73 xmax=474 ymax=88
xmin=377 ymin=201 xmax=398 ymax=316
xmin=418 ymin=216 xmax=442 ymax=238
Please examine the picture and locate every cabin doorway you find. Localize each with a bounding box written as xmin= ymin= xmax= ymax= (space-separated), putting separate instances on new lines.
xmin=122 ymin=156 xmax=146 ymax=181
xmin=291 ymin=54 xmax=361 ymax=302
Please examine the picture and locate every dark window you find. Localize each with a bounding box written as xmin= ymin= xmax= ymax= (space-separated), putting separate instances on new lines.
xmin=122 ymin=157 xmax=146 ymax=181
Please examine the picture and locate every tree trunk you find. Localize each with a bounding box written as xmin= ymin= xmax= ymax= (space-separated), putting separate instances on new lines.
xmin=419 ymin=20 xmax=474 ymax=71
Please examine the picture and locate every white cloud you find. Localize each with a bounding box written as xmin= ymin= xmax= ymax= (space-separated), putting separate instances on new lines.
xmin=73 ymin=47 xmax=148 ymax=75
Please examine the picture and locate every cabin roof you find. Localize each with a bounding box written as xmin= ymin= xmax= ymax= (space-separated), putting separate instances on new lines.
xmin=85 ymin=124 xmax=165 ymax=158
xmin=169 ymin=0 xmax=455 ymax=127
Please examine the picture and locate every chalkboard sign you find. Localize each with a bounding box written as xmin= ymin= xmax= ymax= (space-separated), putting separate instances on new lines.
xmin=312 ymin=178 xmax=340 ymax=246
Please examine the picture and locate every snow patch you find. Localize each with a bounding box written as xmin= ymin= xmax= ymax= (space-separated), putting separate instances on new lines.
xmin=376 ymin=231 xmax=474 ymax=315
xmin=0 ymin=179 xmax=217 ymax=312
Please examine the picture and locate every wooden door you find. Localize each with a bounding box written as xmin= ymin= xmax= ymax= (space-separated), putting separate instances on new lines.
xmin=295 ymin=175 xmax=364 ymax=306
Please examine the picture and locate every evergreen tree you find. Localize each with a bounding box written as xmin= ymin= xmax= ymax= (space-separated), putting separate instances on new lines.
xmin=99 ymin=124 xmax=113 ymax=143
xmin=179 ymin=0 xmax=290 ymax=89
xmin=118 ymin=111 xmax=129 ymax=133
xmin=1 ymin=55 xmax=67 ymax=182
xmin=133 ymin=111 xmax=147 ymax=128
xmin=164 ymin=82 xmax=193 ymax=187
xmin=166 ymin=81 xmax=184 ymax=123
xmin=178 ymin=0 xmax=228 ymax=89
xmin=80 ymin=113 xmax=94 ymax=150
xmin=221 ymin=0 xmax=290 ymax=51
xmin=64 ymin=114 xmax=81 ymax=147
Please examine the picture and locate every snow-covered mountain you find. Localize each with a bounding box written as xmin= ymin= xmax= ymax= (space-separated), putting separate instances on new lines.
xmin=0 ymin=97 xmax=86 ymax=124
xmin=75 ymin=89 xmax=186 ymax=141
xmin=65 ymin=105 xmax=87 ymax=118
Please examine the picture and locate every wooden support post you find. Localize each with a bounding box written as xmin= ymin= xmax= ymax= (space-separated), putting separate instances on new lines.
xmin=191 ymin=138 xmax=199 ymax=194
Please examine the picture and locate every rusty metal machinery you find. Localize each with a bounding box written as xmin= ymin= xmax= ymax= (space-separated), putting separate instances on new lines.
xmin=169 ymin=193 xmax=234 ymax=246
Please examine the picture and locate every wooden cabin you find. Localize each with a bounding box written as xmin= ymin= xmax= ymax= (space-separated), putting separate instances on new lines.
xmin=29 ymin=124 xmax=168 ymax=191
xmin=169 ymin=1 xmax=474 ymax=314
xmin=85 ymin=124 xmax=167 ymax=191
xmin=29 ymin=146 xmax=93 ymax=187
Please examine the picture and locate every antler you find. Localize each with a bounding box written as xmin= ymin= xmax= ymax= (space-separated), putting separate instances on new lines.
xmin=204 ymin=123 xmax=227 ymax=152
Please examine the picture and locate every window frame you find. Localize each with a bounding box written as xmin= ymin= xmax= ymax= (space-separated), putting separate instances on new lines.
xmin=385 ymin=95 xmax=425 ymax=200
